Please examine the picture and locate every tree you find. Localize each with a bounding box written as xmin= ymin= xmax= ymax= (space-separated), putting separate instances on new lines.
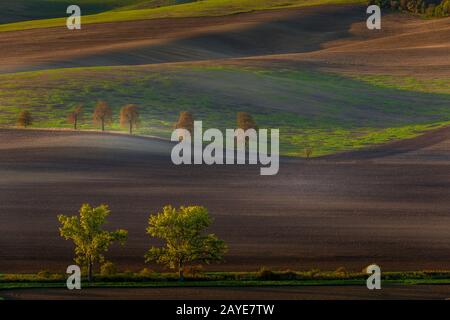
xmin=17 ymin=110 xmax=33 ymax=128
xmin=68 ymin=105 xmax=83 ymax=130
xmin=145 ymin=205 xmax=227 ymax=281
xmin=304 ymin=147 xmax=313 ymax=159
xmin=175 ymin=111 xmax=194 ymax=141
xmin=93 ymin=100 xmax=113 ymax=131
xmin=120 ymin=104 xmax=139 ymax=134
xmin=236 ymin=112 xmax=257 ymax=131
xmin=236 ymin=112 xmax=257 ymax=149
xmin=58 ymin=204 xmax=128 ymax=282
xmin=175 ymin=111 xmax=194 ymax=133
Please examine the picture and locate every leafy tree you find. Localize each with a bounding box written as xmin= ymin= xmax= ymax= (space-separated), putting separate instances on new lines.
xmin=17 ymin=110 xmax=33 ymax=128
xmin=93 ymin=100 xmax=113 ymax=131
xmin=236 ymin=112 xmax=258 ymax=149
xmin=175 ymin=111 xmax=194 ymax=141
xmin=120 ymin=104 xmax=139 ymax=134
xmin=68 ymin=105 xmax=83 ymax=130
xmin=175 ymin=111 xmax=194 ymax=133
xmin=58 ymin=204 xmax=128 ymax=282
xmin=236 ymin=112 xmax=257 ymax=131
xmin=145 ymin=205 xmax=227 ymax=281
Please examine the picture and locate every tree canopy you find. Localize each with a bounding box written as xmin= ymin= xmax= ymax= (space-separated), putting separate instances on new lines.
xmin=58 ymin=204 xmax=128 ymax=281
xmin=68 ymin=105 xmax=83 ymax=130
xmin=237 ymin=112 xmax=257 ymax=131
xmin=145 ymin=205 xmax=227 ymax=280
xmin=93 ymin=100 xmax=113 ymax=131
xmin=17 ymin=110 xmax=33 ymax=128
xmin=120 ymin=104 xmax=139 ymax=134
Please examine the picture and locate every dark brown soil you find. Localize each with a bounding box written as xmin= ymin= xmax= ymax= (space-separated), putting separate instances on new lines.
xmin=0 ymin=128 xmax=449 ymax=273
xmin=1 ymin=4 xmax=448 ymax=77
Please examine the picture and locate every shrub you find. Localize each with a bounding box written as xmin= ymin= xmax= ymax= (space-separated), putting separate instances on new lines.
xmin=184 ymin=265 xmax=204 ymax=278
xmin=307 ymin=268 xmax=321 ymax=278
xmin=139 ymin=268 xmax=154 ymax=277
xmin=257 ymin=267 xmax=278 ymax=280
xmin=334 ymin=267 xmax=347 ymax=277
xmin=100 ymin=261 xmax=117 ymax=276
xmin=279 ymin=270 xmax=298 ymax=280
xmin=37 ymin=270 xmax=51 ymax=279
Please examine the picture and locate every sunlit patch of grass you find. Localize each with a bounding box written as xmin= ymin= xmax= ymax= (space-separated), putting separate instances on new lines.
xmin=351 ymin=74 xmax=450 ymax=95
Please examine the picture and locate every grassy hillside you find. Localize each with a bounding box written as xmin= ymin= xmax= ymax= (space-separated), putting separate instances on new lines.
xmin=0 ymin=65 xmax=448 ymax=157
xmin=0 ymin=0 xmax=147 ymax=24
xmin=117 ymin=0 xmax=196 ymax=11
xmin=0 ymin=0 xmax=366 ymax=32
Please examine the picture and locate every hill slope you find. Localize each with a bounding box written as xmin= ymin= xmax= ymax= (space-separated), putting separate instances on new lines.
xmin=0 ymin=0 xmax=147 ymax=24
xmin=0 ymin=0 xmax=366 ymax=32
xmin=0 ymin=65 xmax=448 ymax=156
xmin=0 ymin=3 xmax=448 ymax=157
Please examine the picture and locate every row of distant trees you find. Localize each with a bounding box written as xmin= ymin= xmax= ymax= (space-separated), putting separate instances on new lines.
xmin=16 ymin=103 xmax=258 ymax=136
xmin=16 ymin=108 xmax=317 ymax=157
xmin=17 ymin=101 xmax=139 ymax=134
xmin=58 ymin=203 xmax=227 ymax=282
xmin=175 ymin=111 xmax=258 ymax=134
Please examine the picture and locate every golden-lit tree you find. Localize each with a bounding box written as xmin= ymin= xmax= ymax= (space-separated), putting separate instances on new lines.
xmin=175 ymin=111 xmax=194 ymax=140
xmin=68 ymin=105 xmax=83 ymax=130
xmin=236 ymin=112 xmax=257 ymax=149
xmin=120 ymin=104 xmax=139 ymax=135
xmin=58 ymin=204 xmax=128 ymax=282
xmin=236 ymin=112 xmax=257 ymax=131
xmin=145 ymin=205 xmax=227 ymax=281
xmin=93 ymin=101 xmax=113 ymax=132
xmin=17 ymin=110 xmax=33 ymax=128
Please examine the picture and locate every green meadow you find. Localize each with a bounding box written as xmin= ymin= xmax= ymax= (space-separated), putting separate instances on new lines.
xmin=1 ymin=65 xmax=449 ymax=157
xmin=0 ymin=0 xmax=366 ymax=32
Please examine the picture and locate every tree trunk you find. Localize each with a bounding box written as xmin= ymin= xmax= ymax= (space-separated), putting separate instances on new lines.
xmin=178 ymin=261 xmax=184 ymax=282
xmin=129 ymin=121 xmax=133 ymax=135
xmin=101 ymin=119 xmax=105 ymax=132
xmin=74 ymin=117 xmax=77 ymax=130
xmin=88 ymin=261 xmax=93 ymax=282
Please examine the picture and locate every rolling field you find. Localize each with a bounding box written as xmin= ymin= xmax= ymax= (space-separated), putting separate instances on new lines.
xmin=0 ymin=0 xmax=366 ymax=31
xmin=0 ymin=0 xmax=449 ymax=300
xmin=0 ymin=127 xmax=449 ymax=274
xmin=0 ymin=65 xmax=448 ymax=156
xmin=0 ymin=0 xmax=147 ymax=24
xmin=0 ymin=4 xmax=448 ymax=156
